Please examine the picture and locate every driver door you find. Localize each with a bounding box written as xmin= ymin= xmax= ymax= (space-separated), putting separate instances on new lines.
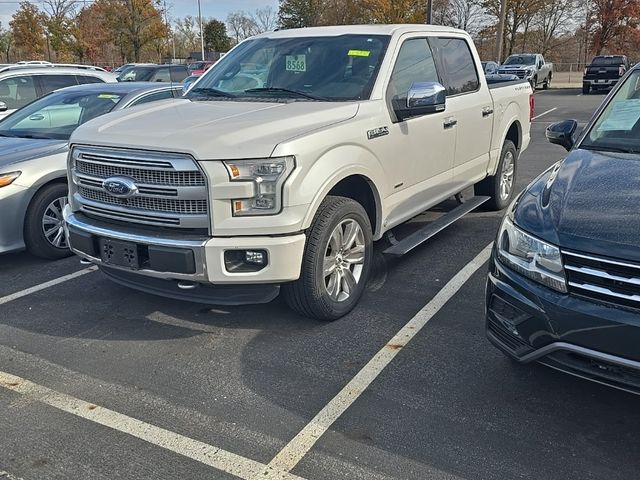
xmin=377 ymin=36 xmax=456 ymax=228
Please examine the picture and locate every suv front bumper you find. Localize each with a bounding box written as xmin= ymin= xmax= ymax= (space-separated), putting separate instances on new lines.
xmin=63 ymin=206 xmax=306 ymax=287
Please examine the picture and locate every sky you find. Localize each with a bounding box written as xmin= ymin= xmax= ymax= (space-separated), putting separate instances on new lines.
xmin=0 ymin=0 xmax=279 ymax=31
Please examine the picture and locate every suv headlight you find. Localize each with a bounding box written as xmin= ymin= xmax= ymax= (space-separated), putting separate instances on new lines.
xmin=497 ymin=215 xmax=567 ymax=292
xmin=223 ymin=156 xmax=295 ymax=216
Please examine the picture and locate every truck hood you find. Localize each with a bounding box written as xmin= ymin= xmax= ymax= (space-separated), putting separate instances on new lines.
xmin=0 ymin=137 xmax=67 ymax=170
xmin=70 ymin=99 xmax=360 ymax=159
xmin=514 ymin=149 xmax=640 ymax=263
xmin=500 ymin=65 xmax=534 ymax=70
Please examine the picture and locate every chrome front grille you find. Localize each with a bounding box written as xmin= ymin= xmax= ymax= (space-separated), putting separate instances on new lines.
xmin=499 ymin=69 xmax=527 ymax=78
xmin=563 ymin=251 xmax=640 ymax=309
xmin=70 ymin=146 xmax=209 ymax=229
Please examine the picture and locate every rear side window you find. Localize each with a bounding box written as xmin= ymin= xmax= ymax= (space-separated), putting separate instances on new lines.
xmin=430 ymin=37 xmax=479 ymax=95
xmin=388 ymin=38 xmax=439 ymax=99
xmin=170 ymin=67 xmax=188 ymax=82
xmin=151 ymin=68 xmax=171 ymax=82
xmin=77 ymin=75 xmax=105 ymax=84
xmin=0 ymin=76 xmax=37 ymax=109
xmin=129 ymin=89 xmax=174 ymax=107
xmin=38 ymin=74 xmax=78 ymax=94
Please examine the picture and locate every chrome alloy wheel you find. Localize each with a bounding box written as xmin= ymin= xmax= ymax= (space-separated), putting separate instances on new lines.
xmin=499 ymin=151 xmax=515 ymax=201
xmin=42 ymin=196 xmax=68 ymax=249
xmin=323 ymin=218 xmax=366 ymax=302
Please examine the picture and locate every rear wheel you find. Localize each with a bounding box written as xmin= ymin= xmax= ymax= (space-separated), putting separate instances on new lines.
xmin=283 ymin=196 xmax=372 ymax=321
xmin=543 ymin=75 xmax=550 ymax=90
xmin=24 ymin=182 xmax=73 ymax=260
xmin=582 ymin=84 xmax=590 ymax=94
xmin=475 ymin=140 xmax=517 ymax=211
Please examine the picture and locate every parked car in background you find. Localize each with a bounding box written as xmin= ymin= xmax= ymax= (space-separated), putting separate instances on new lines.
xmin=182 ymin=74 xmax=199 ymax=94
xmin=486 ymin=62 xmax=640 ymax=394
xmin=499 ymin=53 xmax=553 ymax=90
xmin=0 ymin=66 xmax=117 ymax=120
xmin=0 ymin=82 xmax=182 ymax=259
xmin=64 ymin=25 xmax=532 ymax=320
xmin=117 ymin=64 xmax=189 ymax=83
xmin=582 ymin=55 xmax=630 ymax=94
xmin=482 ymin=61 xmax=499 ymax=75
xmin=113 ymin=63 xmax=155 ymax=75
xmin=188 ymin=61 xmax=215 ymax=76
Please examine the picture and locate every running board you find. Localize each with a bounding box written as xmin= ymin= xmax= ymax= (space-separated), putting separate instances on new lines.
xmin=383 ymin=196 xmax=490 ymax=256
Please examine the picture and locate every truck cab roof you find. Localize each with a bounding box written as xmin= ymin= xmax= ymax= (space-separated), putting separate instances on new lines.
xmin=254 ymin=24 xmax=467 ymax=39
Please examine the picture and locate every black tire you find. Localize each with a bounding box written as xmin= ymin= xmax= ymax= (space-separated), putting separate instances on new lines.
xmin=582 ymin=85 xmax=590 ymax=94
xmin=283 ymin=195 xmax=373 ymax=321
xmin=543 ymin=75 xmax=550 ymax=90
xmin=530 ymin=76 xmax=537 ymax=90
xmin=475 ymin=140 xmax=518 ymax=211
xmin=24 ymin=182 xmax=73 ymax=260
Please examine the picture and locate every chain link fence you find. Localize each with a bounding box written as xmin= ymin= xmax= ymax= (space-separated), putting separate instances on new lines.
xmin=550 ymin=63 xmax=587 ymax=87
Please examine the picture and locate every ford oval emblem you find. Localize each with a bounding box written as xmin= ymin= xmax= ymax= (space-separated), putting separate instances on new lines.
xmin=102 ymin=176 xmax=139 ymax=198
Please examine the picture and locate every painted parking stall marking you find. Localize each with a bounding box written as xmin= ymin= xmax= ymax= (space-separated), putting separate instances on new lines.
xmin=0 ymin=266 xmax=97 ymax=306
xmin=257 ymin=243 xmax=494 ymax=478
xmin=0 ymin=371 xmax=305 ymax=480
xmin=532 ymin=107 xmax=557 ymax=120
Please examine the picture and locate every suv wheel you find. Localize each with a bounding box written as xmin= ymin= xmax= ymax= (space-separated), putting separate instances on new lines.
xmin=283 ymin=196 xmax=372 ymax=321
xmin=475 ymin=140 xmax=518 ymax=211
xmin=24 ymin=183 xmax=73 ymax=260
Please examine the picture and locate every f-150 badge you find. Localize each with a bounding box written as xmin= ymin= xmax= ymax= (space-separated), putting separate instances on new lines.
xmin=367 ymin=126 xmax=389 ymax=140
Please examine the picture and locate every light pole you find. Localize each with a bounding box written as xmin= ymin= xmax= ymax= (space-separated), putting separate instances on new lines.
xmin=197 ymin=0 xmax=205 ymax=61
xmin=426 ymin=0 xmax=433 ymax=23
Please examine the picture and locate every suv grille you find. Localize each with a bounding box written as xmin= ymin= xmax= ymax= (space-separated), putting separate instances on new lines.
xmin=70 ymin=146 xmax=209 ymax=229
xmin=563 ymin=251 xmax=640 ymax=309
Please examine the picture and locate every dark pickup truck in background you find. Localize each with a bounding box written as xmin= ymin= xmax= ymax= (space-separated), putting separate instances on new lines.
xmin=583 ymin=55 xmax=630 ymax=94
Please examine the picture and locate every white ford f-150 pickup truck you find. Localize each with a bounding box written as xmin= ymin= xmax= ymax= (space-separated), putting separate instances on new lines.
xmin=64 ymin=25 xmax=532 ymax=320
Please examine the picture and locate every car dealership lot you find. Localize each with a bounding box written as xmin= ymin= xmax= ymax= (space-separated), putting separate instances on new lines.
xmin=1 ymin=89 xmax=639 ymax=480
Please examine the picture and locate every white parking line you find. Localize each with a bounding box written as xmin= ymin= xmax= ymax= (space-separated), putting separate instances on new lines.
xmin=532 ymin=107 xmax=557 ymax=120
xmin=0 ymin=371 xmax=305 ymax=480
xmin=0 ymin=266 xmax=97 ymax=306
xmin=258 ymin=243 xmax=494 ymax=477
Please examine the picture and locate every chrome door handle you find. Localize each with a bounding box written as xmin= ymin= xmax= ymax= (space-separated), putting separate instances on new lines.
xmin=443 ymin=117 xmax=457 ymax=129
xmin=482 ymin=107 xmax=494 ymax=117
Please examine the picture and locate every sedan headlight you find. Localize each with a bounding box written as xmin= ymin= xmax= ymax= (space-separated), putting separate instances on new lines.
xmin=497 ymin=215 xmax=567 ymax=292
xmin=223 ymin=157 xmax=295 ymax=216
xmin=0 ymin=171 xmax=21 ymax=188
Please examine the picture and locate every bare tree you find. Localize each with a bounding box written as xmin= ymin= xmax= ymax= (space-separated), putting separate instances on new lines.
xmin=533 ymin=0 xmax=577 ymax=55
xmin=442 ymin=0 xmax=489 ymax=34
xmin=227 ymin=11 xmax=258 ymax=43
xmin=251 ymin=6 xmax=277 ymax=33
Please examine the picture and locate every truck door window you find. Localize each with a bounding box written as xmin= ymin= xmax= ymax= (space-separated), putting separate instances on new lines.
xmin=388 ymin=38 xmax=439 ymax=100
xmin=431 ymin=38 xmax=479 ymax=95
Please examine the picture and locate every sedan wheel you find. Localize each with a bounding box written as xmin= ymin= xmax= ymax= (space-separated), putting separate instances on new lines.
xmin=42 ymin=196 xmax=69 ymax=249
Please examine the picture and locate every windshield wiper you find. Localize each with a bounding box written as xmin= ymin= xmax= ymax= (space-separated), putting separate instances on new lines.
xmin=581 ymin=144 xmax=638 ymax=154
xmin=244 ymin=87 xmax=325 ymax=101
xmin=189 ymin=87 xmax=236 ymax=98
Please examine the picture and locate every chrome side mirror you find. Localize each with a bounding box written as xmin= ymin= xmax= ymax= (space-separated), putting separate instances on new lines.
xmin=395 ymin=81 xmax=446 ymax=122
xmin=546 ymin=119 xmax=578 ymax=151
xmin=0 ymin=101 xmax=8 ymax=112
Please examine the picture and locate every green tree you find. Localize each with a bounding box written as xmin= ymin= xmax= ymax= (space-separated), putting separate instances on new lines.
xmin=278 ymin=0 xmax=323 ymax=28
xmin=204 ymin=19 xmax=231 ymax=52
xmin=10 ymin=2 xmax=47 ymax=60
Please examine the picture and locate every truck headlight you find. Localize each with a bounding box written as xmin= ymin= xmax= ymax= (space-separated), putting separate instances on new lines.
xmin=0 ymin=171 xmax=21 ymax=188
xmin=223 ymin=157 xmax=295 ymax=216
xmin=497 ymin=215 xmax=567 ymax=292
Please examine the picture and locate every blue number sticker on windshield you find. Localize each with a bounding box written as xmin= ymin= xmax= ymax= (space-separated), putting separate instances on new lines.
xmin=286 ymin=55 xmax=306 ymax=73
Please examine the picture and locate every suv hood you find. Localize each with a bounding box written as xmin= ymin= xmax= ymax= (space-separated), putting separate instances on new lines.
xmin=70 ymin=99 xmax=360 ymax=159
xmin=515 ymin=149 xmax=640 ymax=263
xmin=0 ymin=137 xmax=67 ymax=170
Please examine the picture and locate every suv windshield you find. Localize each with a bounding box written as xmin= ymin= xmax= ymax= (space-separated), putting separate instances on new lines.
xmin=503 ymin=55 xmax=536 ymax=66
xmin=0 ymin=90 xmax=123 ymax=140
xmin=187 ymin=34 xmax=389 ymax=101
xmin=582 ymin=70 xmax=640 ymax=153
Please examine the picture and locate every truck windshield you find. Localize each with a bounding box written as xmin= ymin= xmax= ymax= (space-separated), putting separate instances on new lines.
xmin=187 ymin=34 xmax=389 ymax=101
xmin=503 ymin=55 xmax=536 ymax=66
xmin=582 ymin=70 xmax=640 ymax=153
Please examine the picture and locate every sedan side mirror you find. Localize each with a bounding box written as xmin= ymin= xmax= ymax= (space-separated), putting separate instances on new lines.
xmin=394 ymin=81 xmax=446 ymax=122
xmin=546 ymin=120 xmax=578 ymax=151
xmin=0 ymin=101 xmax=8 ymax=112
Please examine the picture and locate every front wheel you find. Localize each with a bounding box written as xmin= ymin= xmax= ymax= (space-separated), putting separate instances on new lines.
xmin=543 ymin=75 xmax=550 ymax=90
xmin=475 ymin=140 xmax=518 ymax=211
xmin=582 ymin=84 xmax=590 ymax=94
xmin=283 ymin=196 xmax=372 ymax=321
xmin=530 ymin=76 xmax=537 ymax=90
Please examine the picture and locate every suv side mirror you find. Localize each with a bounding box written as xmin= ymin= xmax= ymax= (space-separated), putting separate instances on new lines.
xmin=0 ymin=101 xmax=8 ymax=112
xmin=546 ymin=120 xmax=578 ymax=151
xmin=394 ymin=81 xmax=446 ymax=122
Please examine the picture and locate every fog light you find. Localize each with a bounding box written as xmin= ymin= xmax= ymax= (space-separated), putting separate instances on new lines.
xmin=224 ymin=249 xmax=268 ymax=273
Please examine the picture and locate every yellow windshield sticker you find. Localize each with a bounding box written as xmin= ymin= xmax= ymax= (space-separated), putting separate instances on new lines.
xmin=348 ymin=50 xmax=371 ymax=57
xmin=97 ymin=94 xmax=119 ymax=99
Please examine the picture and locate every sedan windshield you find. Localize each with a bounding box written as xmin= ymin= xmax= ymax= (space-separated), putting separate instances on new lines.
xmin=187 ymin=34 xmax=389 ymax=101
xmin=504 ymin=55 xmax=536 ymax=66
xmin=0 ymin=90 xmax=124 ymax=140
xmin=582 ymin=70 xmax=640 ymax=153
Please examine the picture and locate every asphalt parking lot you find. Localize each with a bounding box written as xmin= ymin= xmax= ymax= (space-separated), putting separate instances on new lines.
xmin=1 ymin=88 xmax=639 ymax=480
